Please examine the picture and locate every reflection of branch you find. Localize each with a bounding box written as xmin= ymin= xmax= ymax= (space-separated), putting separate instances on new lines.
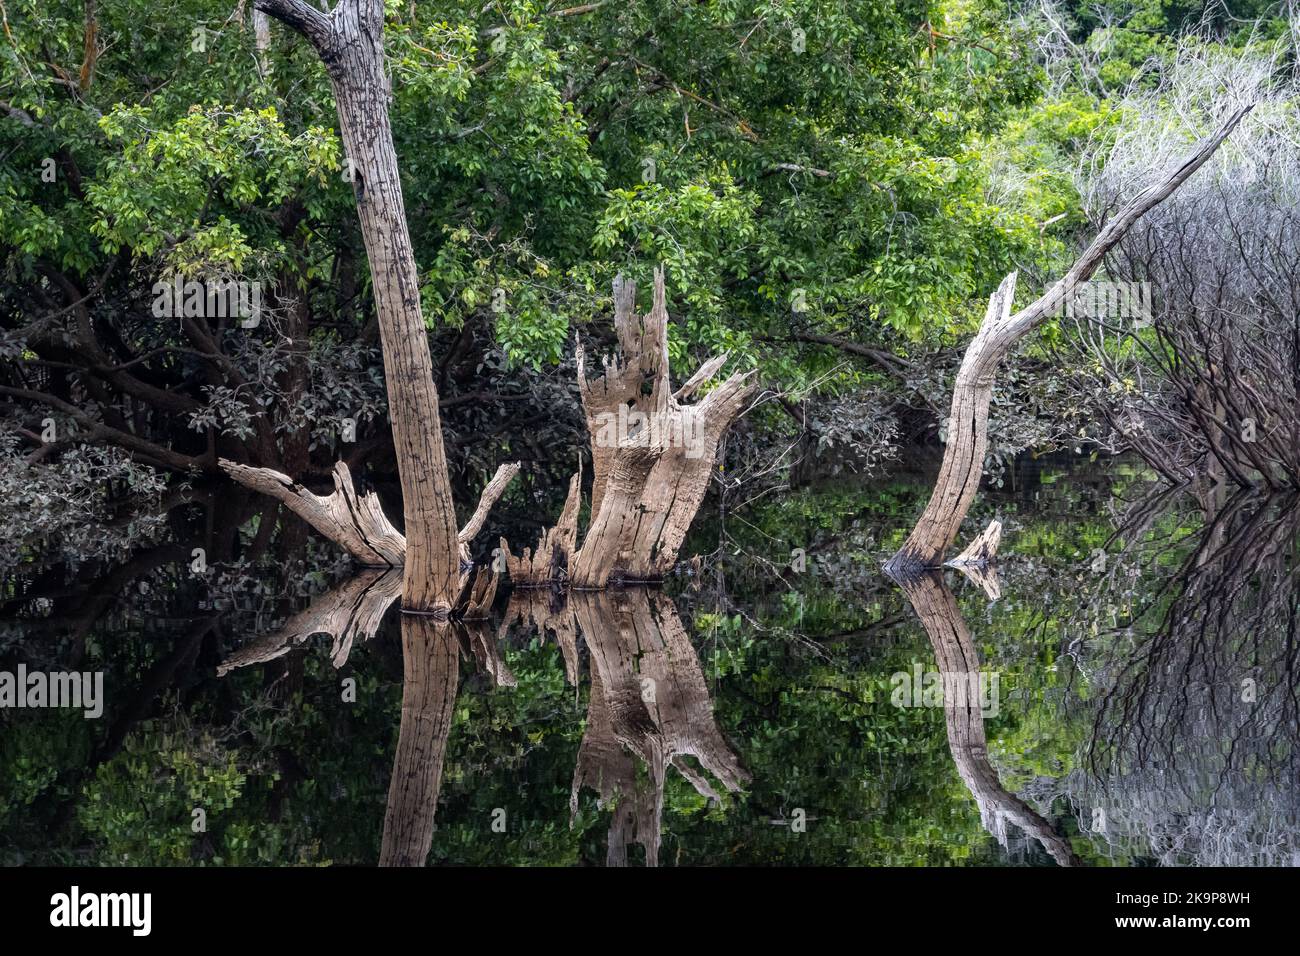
xmin=217 ymin=569 xmax=401 ymax=674
xmin=893 ymin=570 xmax=1079 ymax=866
xmin=1092 ymin=494 xmax=1300 ymax=779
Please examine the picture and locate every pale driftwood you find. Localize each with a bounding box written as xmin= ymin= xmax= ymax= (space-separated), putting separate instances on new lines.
xmin=219 ymin=458 xmax=406 ymax=566
xmin=459 ymin=565 xmax=500 ymax=621
xmin=886 ymin=105 xmax=1252 ymax=574
xmin=948 ymin=519 xmax=1002 ymax=567
xmin=216 ymin=568 xmax=401 ymax=674
xmin=221 ymin=458 xmax=520 ymax=583
xmin=506 ymin=268 xmax=755 ymax=587
xmin=952 ymin=560 xmax=1002 ymax=602
xmin=256 ymin=0 xmax=462 ymax=610
xmin=570 ymin=589 xmax=748 ymax=866
xmin=895 ymin=571 xmax=1078 ymax=866
xmin=501 ymin=462 xmax=582 ymax=585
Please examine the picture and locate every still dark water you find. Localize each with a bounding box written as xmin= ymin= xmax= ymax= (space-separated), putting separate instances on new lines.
xmin=3 ymin=456 xmax=1297 ymax=865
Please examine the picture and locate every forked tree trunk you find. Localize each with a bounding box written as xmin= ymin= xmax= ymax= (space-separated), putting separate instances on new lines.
xmin=505 ymin=268 xmax=755 ymax=588
xmin=886 ymin=105 xmax=1252 ymax=574
xmin=255 ymin=0 xmax=460 ymax=611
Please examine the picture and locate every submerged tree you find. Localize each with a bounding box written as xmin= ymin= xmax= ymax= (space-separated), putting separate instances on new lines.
xmin=235 ymin=0 xmax=482 ymax=612
xmin=503 ymin=267 xmax=755 ymax=588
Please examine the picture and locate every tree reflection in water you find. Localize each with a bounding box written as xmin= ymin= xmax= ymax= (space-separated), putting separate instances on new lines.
xmin=890 ymin=567 xmax=1081 ymax=866
xmin=212 ymin=487 xmax=1300 ymax=867
xmin=1050 ymin=492 xmax=1300 ymax=866
xmin=220 ymin=583 xmax=745 ymax=866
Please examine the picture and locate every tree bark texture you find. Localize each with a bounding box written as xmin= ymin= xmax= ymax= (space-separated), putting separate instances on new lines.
xmin=255 ymin=0 xmax=461 ymax=610
xmin=886 ymin=106 xmax=1252 ymax=574
xmin=221 ymin=455 xmax=518 ymax=605
xmin=506 ymin=267 xmax=755 ymax=588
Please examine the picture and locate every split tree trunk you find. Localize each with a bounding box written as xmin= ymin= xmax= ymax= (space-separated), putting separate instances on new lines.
xmin=505 ymin=268 xmax=755 ymax=588
xmin=255 ymin=0 xmax=460 ymax=611
xmin=886 ymin=105 xmax=1252 ymax=575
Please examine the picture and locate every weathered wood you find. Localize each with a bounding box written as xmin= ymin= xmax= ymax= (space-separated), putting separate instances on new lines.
xmin=457 ymin=461 xmax=520 ymax=555
xmin=506 ymin=267 xmax=754 ymax=587
xmin=221 ymin=456 xmax=519 ymax=575
xmin=948 ymin=520 xmax=1002 ymax=600
xmin=501 ymin=462 xmax=581 ymax=585
xmin=219 ymin=458 xmax=406 ymax=566
xmin=569 ymin=589 xmax=748 ymax=865
xmin=459 ymin=565 xmax=500 ymax=620
xmin=948 ymin=518 xmax=1001 ymax=568
xmin=255 ymin=0 xmax=462 ymax=611
xmin=886 ymin=105 xmax=1252 ymax=574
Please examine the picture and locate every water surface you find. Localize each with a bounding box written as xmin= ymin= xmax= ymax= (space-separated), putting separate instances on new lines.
xmin=3 ymin=456 xmax=1296 ymax=866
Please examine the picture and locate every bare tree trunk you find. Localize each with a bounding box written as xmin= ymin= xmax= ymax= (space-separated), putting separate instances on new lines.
xmin=255 ymin=0 xmax=460 ymax=611
xmin=506 ymin=268 xmax=754 ymax=587
xmin=886 ymin=106 xmax=1252 ymax=574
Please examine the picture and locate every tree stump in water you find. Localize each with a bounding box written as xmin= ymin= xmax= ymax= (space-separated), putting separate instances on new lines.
xmin=886 ymin=106 xmax=1252 ymax=575
xmin=505 ymin=267 xmax=756 ymax=588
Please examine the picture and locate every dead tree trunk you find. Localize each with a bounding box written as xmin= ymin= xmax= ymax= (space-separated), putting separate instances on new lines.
xmin=505 ymin=267 xmax=755 ymax=588
xmin=886 ymin=105 xmax=1252 ymax=575
xmin=220 ymin=457 xmax=519 ymax=603
xmin=254 ymin=0 xmax=461 ymax=611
